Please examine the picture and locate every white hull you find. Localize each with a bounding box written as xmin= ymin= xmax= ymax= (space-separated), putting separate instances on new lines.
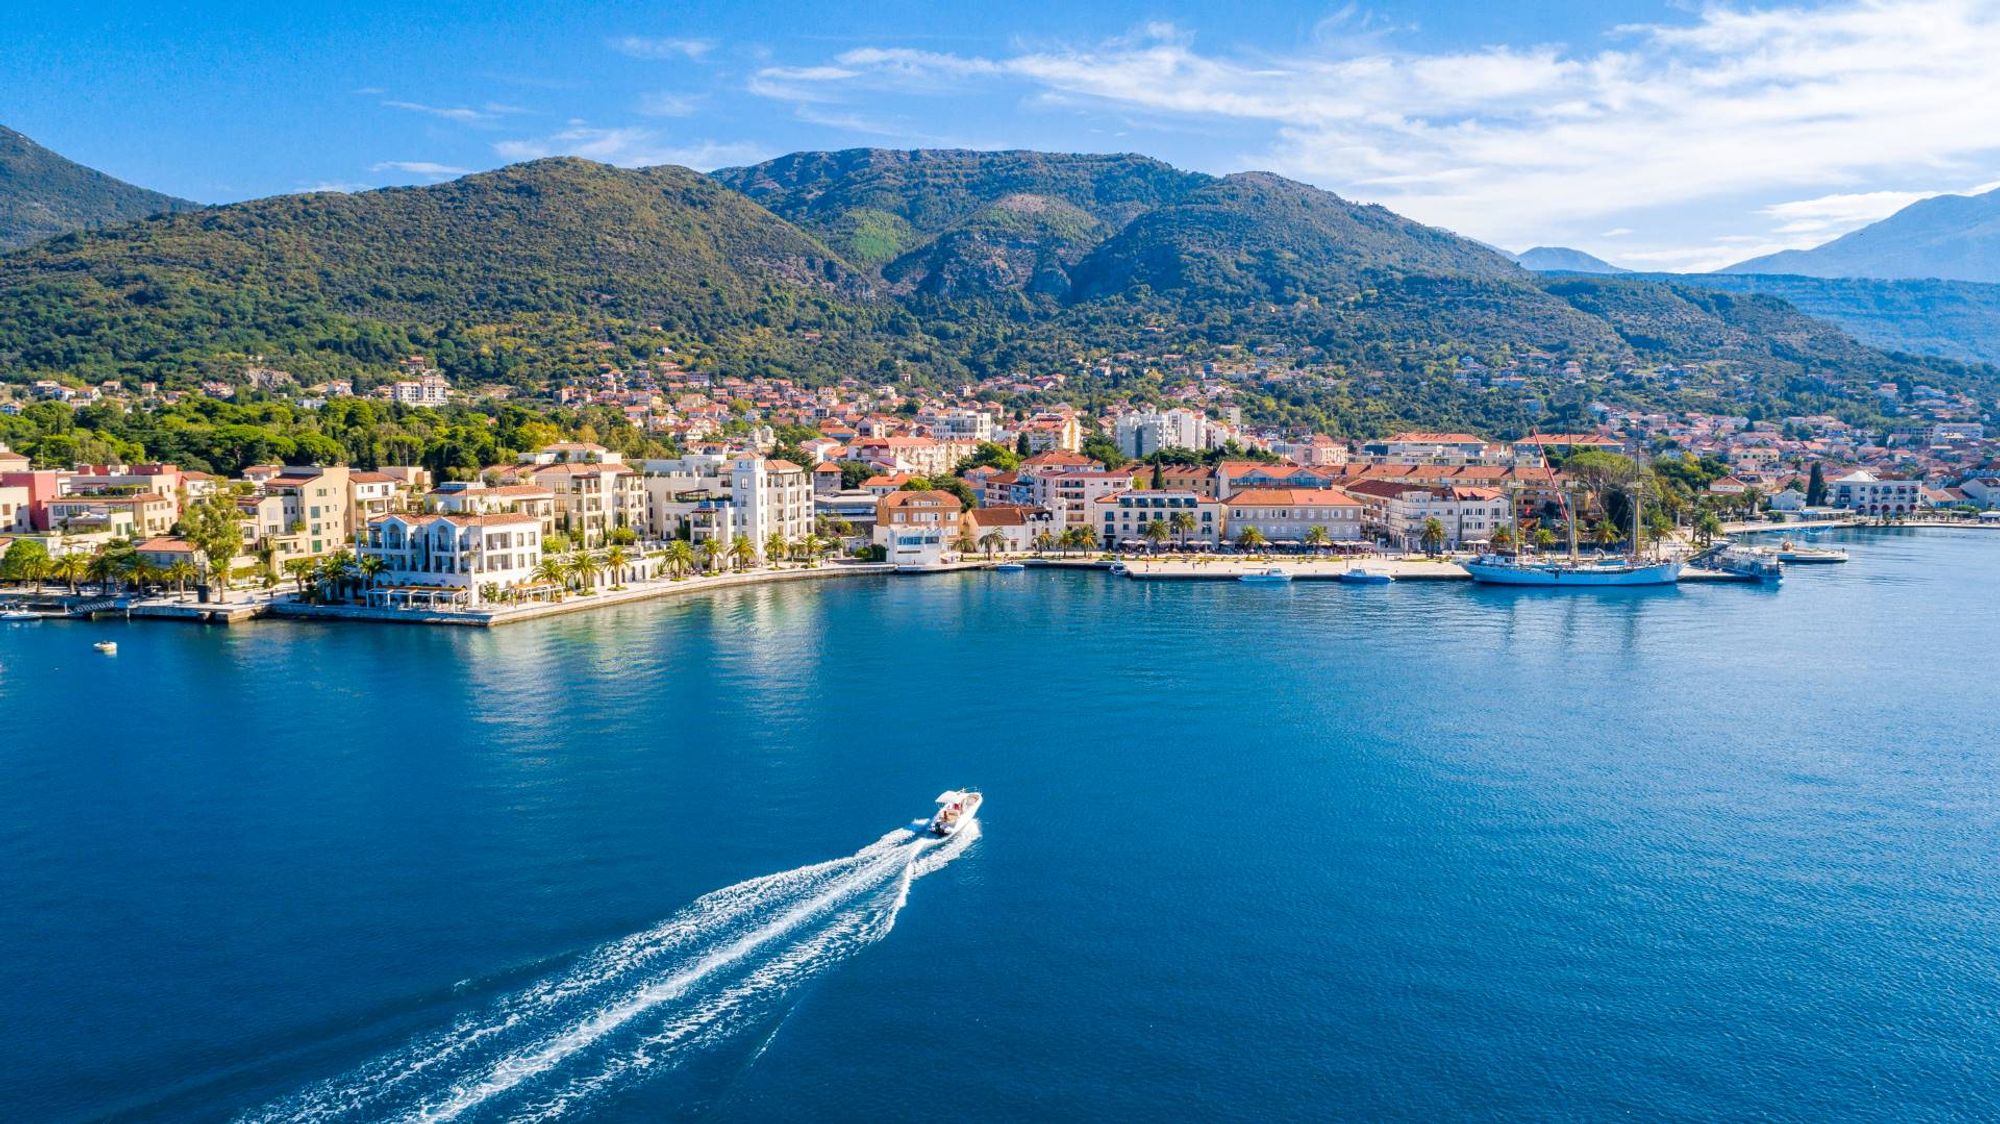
xmin=928 ymin=790 xmax=982 ymax=837
xmin=1465 ymin=557 xmax=1683 ymax=586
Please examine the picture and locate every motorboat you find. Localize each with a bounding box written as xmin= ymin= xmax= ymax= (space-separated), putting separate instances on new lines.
xmin=1775 ymin=539 xmax=1848 ymax=564
xmin=1239 ymin=567 xmax=1292 ymax=584
xmin=1 ymin=609 xmax=43 ymax=621
xmin=93 ymin=641 xmax=118 ymax=654
xmin=1705 ymin=545 xmax=1784 ymax=582
xmin=993 ymin=561 xmax=1026 ymax=573
xmin=1339 ymin=567 xmax=1394 ymax=584
xmin=1107 ymin=561 xmax=1128 ymax=575
xmin=928 ymin=790 xmax=982 ymax=837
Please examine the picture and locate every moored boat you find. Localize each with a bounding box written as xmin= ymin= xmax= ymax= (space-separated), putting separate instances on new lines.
xmin=1464 ymin=555 xmax=1684 ymax=586
xmin=1339 ymin=567 xmax=1394 ymax=584
xmin=1239 ymin=567 xmax=1292 ymax=584
xmin=1705 ymin=545 xmax=1784 ymax=582
xmin=928 ymin=790 xmax=982 ymax=837
xmin=1776 ymin=539 xmax=1848 ymax=564
xmin=993 ymin=561 xmax=1026 ymax=572
xmin=93 ymin=641 xmax=118 ymax=654
xmin=1 ymin=609 xmax=44 ymax=621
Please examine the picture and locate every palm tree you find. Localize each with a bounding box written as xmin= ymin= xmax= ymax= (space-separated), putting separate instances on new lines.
xmin=698 ymin=537 xmax=724 ymax=574
xmin=128 ymin=559 xmax=162 ymax=595
xmin=764 ymin=533 xmax=788 ymax=568
xmin=324 ymin=549 xmax=359 ymax=600
xmin=283 ymin=557 xmax=316 ymax=595
xmin=729 ymin=534 xmax=757 ymax=573
xmin=1033 ymin=529 xmax=1057 ymax=556
xmin=1056 ymin=527 xmax=1080 ymax=557
xmin=798 ymin=532 xmax=825 ymax=568
xmin=357 ymin=554 xmax=387 ymax=593
xmin=50 ymin=552 xmax=86 ymax=594
xmin=1490 ymin=524 xmax=1516 ymax=553
xmin=1533 ymin=528 xmax=1559 ymax=552
xmin=1169 ymin=510 xmax=1197 ymax=550
xmin=1236 ymin=526 xmax=1268 ymax=552
xmin=1073 ymin=525 xmax=1099 ymax=554
xmin=166 ymin=560 xmax=198 ymax=599
xmin=978 ymin=531 xmax=1005 ymax=559
xmin=1302 ymin=525 xmax=1330 ymax=554
xmin=1591 ymin=519 xmax=1622 ymax=550
xmin=568 ymin=547 xmax=603 ymax=592
xmin=1693 ymin=510 xmax=1724 ymax=547
xmin=604 ymin=545 xmax=629 ymax=587
xmin=952 ymin=530 xmax=979 ymax=558
xmin=85 ymin=549 xmax=120 ymax=594
xmin=1143 ymin=519 xmax=1171 ymax=553
xmin=665 ymin=539 xmax=696 ymax=578
xmin=1419 ymin=517 xmax=1447 ymax=556
xmin=533 ymin=556 xmax=569 ymax=598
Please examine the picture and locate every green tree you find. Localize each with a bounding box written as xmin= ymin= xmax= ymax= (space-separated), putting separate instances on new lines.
xmin=1236 ymin=526 xmax=1268 ymax=551
xmin=1143 ymin=519 xmax=1171 ymax=552
xmin=729 ymin=534 xmax=757 ymax=572
xmin=979 ymin=531 xmax=1005 ymax=559
xmin=179 ymin=495 xmax=243 ymax=597
xmin=2 ymin=539 xmax=50 ymax=589
xmin=283 ymin=556 xmax=316 ymax=595
xmin=764 ymin=533 xmax=788 ymax=567
xmin=1806 ymin=462 xmax=1828 ymax=506
xmin=1303 ymin=525 xmax=1330 ymax=553
xmin=568 ymin=547 xmax=603 ymax=591
xmin=604 ymin=545 xmax=629 ymax=586
xmin=1419 ymin=517 xmax=1447 ymax=556
xmin=1169 ymin=510 xmax=1197 ymax=550
xmin=665 ymin=539 xmax=696 ymax=578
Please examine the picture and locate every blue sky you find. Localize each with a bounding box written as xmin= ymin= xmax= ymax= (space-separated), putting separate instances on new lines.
xmin=7 ymin=0 xmax=2000 ymax=271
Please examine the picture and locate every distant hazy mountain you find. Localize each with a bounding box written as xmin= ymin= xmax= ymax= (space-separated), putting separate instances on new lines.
xmin=1723 ymin=186 xmax=2000 ymax=282
xmin=1656 ymin=272 xmax=2000 ymax=366
xmin=0 ymin=125 xmax=195 ymax=250
xmin=1512 ymin=246 xmax=1629 ymax=274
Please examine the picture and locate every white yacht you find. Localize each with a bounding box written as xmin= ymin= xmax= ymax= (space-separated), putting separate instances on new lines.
xmin=927 ymin=790 xmax=982 ymax=837
xmin=1239 ymin=567 xmax=1292 ymax=584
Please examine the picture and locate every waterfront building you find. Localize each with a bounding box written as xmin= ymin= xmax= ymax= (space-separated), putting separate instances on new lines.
xmin=502 ymin=445 xmax=645 ymax=547
xmin=1094 ymin=490 xmax=1226 ymax=549
xmin=641 ymin=454 xmax=811 ymax=557
xmin=359 ymin=512 xmax=544 ymax=606
xmin=46 ymin=492 xmax=178 ymax=540
xmin=262 ymin=465 xmax=354 ymax=557
xmin=1341 ymin=480 xmax=1511 ymax=551
xmin=1222 ymin=487 xmax=1364 ymax=542
xmin=963 ymin=504 xmax=1059 ymax=554
xmin=1033 ymin=469 xmax=1141 ymax=528
xmin=874 ymin=489 xmax=965 ymax=568
xmin=1830 ymin=470 xmax=1921 ymax=516
xmin=0 ymin=484 xmax=29 ymax=533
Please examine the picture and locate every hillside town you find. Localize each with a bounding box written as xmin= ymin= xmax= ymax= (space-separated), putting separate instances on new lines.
xmin=3 ymin=346 xmax=1997 ymax=615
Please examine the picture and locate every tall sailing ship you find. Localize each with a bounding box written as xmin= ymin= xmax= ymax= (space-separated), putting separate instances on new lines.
xmin=1466 ymin=469 xmax=1683 ymax=587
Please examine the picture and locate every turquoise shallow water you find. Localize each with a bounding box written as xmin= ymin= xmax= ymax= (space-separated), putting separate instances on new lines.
xmin=3 ymin=528 xmax=1999 ymax=1120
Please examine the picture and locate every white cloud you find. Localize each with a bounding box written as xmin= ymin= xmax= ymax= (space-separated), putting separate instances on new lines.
xmin=382 ymin=100 xmax=498 ymax=124
xmin=610 ymin=36 xmax=716 ymax=61
xmin=637 ymin=92 xmax=701 ymax=117
xmin=493 ymin=125 xmax=767 ymax=170
xmin=371 ymin=160 xmax=473 ymax=177
xmin=767 ymin=3 xmax=2000 ymax=263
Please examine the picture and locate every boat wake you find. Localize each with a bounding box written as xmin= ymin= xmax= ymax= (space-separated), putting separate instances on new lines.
xmin=246 ymin=823 xmax=977 ymax=1123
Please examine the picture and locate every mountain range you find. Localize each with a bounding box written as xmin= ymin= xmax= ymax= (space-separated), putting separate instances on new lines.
xmin=1724 ymin=185 xmax=2000 ymax=282
xmin=0 ymin=140 xmax=1990 ymax=435
xmin=0 ymin=126 xmax=195 ymax=251
xmin=1511 ymin=246 xmax=1629 ymax=274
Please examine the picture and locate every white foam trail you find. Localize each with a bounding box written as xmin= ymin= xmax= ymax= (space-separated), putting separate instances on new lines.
xmin=247 ymin=823 xmax=976 ymax=1123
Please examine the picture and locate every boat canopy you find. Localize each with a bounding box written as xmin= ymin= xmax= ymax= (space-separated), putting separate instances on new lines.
xmin=935 ymin=790 xmax=969 ymax=804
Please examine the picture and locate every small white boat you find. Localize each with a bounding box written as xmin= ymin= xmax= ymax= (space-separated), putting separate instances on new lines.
xmin=1239 ymin=567 xmax=1292 ymax=584
xmin=1339 ymin=567 xmax=1394 ymax=584
xmin=993 ymin=561 xmax=1026 ymax=573
xmin=928 ymin=790 xmax=982 ymax=837
xmin=93 ymin=641 xmax=118 ymax=654
xmin=1 ymin=609 xmax=42 ymax=621
xmin=1107 ymin=561 xmax=1128 ymax=575
xmin=1776 ymin=540 xmax=1848 ymax=564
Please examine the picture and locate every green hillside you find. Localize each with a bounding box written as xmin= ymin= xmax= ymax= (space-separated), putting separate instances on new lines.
xmin=0 ymin=125 xmax=196 ymax=251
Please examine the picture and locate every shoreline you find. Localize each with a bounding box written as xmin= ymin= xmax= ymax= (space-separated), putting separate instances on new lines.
xmin=9 ymin=521 xmax=1994 ymax=629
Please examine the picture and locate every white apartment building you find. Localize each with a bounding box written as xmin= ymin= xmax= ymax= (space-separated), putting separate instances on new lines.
xmin=641 ymin=453 xmax=812 ymax=557
xmin=1033 ymin=469 xmax=1139 ymax=528
xmin=919 ymin=408 xmax=996 ymax=442
xmin=1113 ymin=408 xmax=1217 ymax=459
xmin=389 ymin=373 xmax=453 ymax=406
xmin=360 ymin=512 xmax=543 ymax=606
xmin=1094 ymin=490 xmax=1227 ymax=548
xmin=500 ymin=444 xmax=647 ymax=546
xmin=1343 ymin=480 xmax=1511 ymax=551
xmin=1830 ymin=470 xmax=1921 ymax=516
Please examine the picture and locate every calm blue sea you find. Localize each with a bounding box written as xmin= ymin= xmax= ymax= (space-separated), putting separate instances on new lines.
xmin=3 ymin=528 xmax=1999 ymax=1121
